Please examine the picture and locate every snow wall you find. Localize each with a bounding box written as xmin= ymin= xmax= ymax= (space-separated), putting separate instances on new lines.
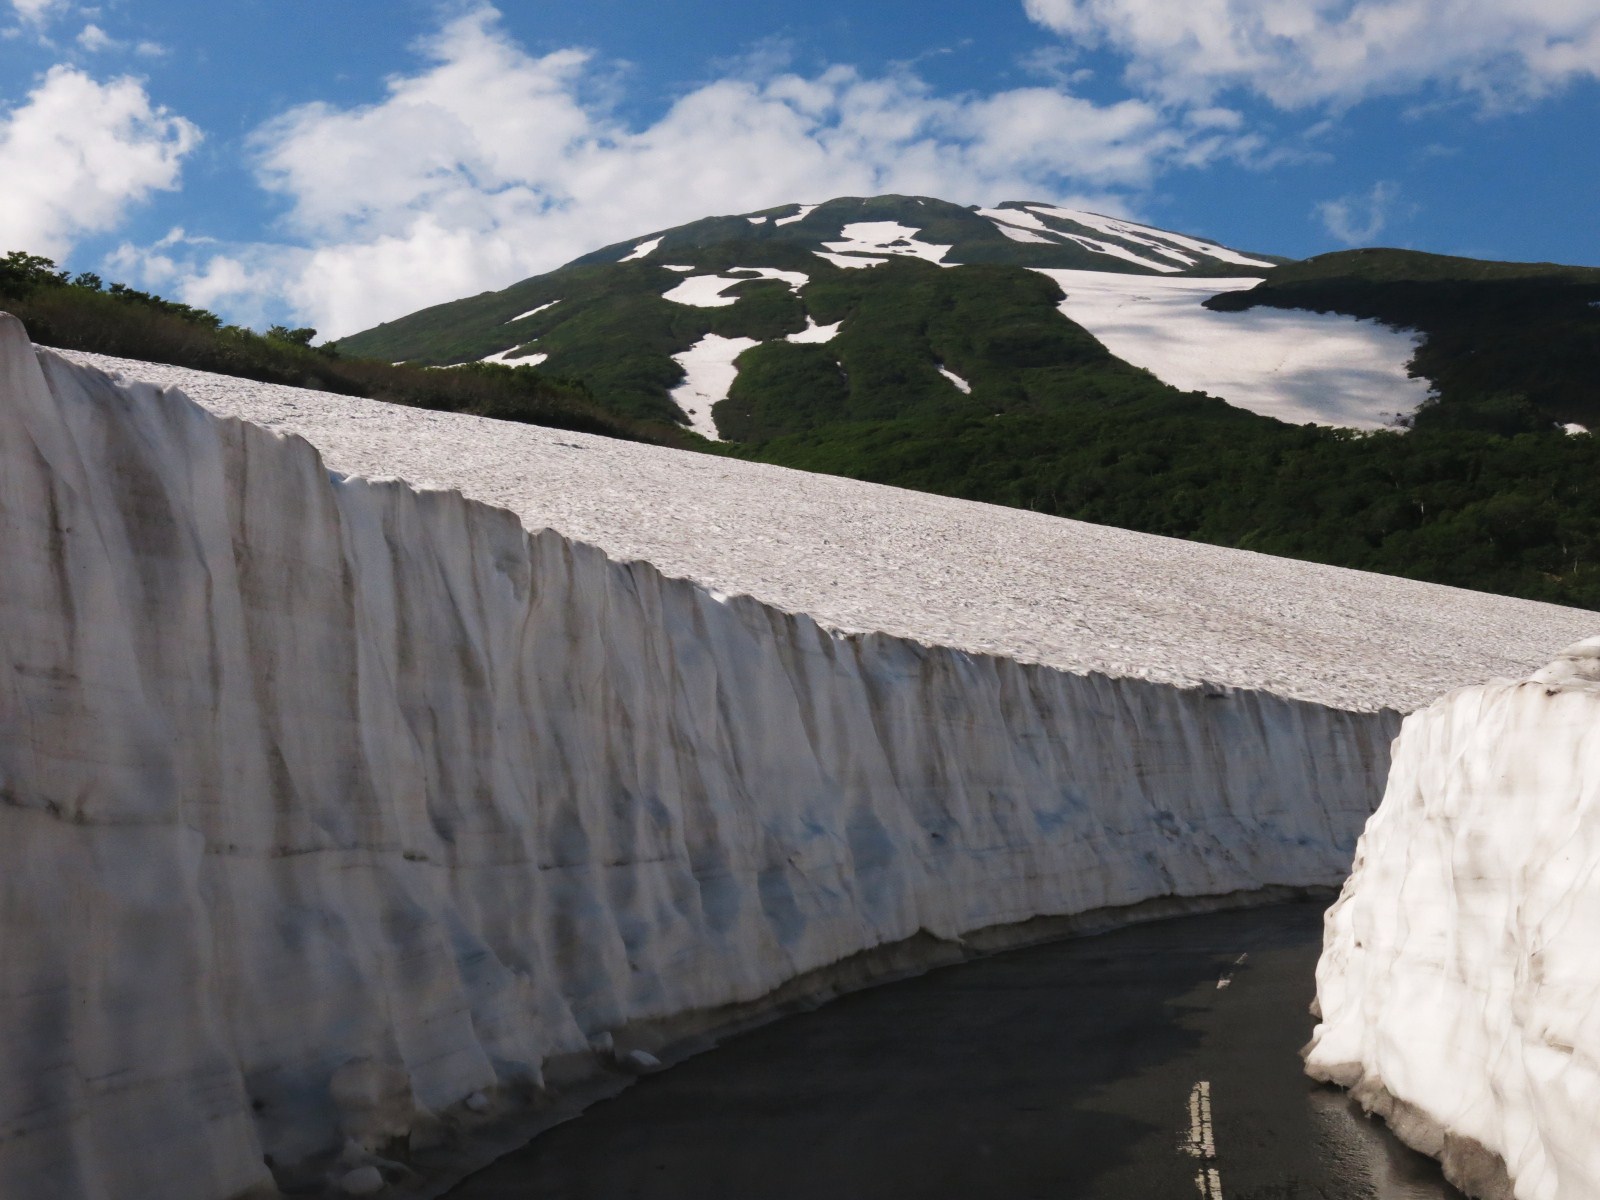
xmin=1306 ymin=638 xmax=1600 ymax=1200
xmin=1 ymin=314 xmax=1399 ymax=1199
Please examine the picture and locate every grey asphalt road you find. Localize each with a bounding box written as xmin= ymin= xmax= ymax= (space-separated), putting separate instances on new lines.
xmin=446 ymin=901 xmax=1464 ymax=1200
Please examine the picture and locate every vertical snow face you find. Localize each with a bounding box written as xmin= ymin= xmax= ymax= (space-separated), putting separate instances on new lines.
xmin=1306 ymin=637 xmax=1600 ymax=1200
xmin=0 ymin=314 xmax=1401 ymax=1198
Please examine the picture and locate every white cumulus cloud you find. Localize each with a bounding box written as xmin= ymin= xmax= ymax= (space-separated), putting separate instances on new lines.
xmin=0 ymin=65 xmax=200 ymax=259
xmin=119 ymin=4 xmax=1245 ymax=337
xmin=1022 ymin=0 xmax=1600 ymax=108
xmin=10 ymin=0 xmax=68 ymax=24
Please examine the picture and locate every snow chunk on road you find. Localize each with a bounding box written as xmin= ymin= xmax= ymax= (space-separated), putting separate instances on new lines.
xmin=786 ymin=317 xmax=842 ymax=344
xmin=822 ymin=221 xmax=952 ymax=265
xmin=663 ymin=268 xmax=808 ymax=308
xmin=670 ymin=333 xmax=760 ymax=439
xmin=505 ymin=300 xmax=559 ymax=323
xmin=938 ymin=365 xmax=972 ymax=394
xmin=620 ymin=236 xmax=664 ymax=262
xmin=1034 ymin=269 xmax=1427 ymax=429
xmin=774 ymin=203 xmax=818 ymax=226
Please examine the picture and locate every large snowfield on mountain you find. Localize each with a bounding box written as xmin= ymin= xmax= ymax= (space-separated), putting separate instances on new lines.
xmin=4 ymin=310 xmax=1594 ymax=1196
xmin=1036 ymin=269 xmax=1427 ymax=428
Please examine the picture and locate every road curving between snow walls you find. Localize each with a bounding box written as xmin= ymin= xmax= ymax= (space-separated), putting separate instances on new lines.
xmin=0 ymin=312 xmax=1402 ymax=1199
xmin=1306 ymin=638 xmax=1600 ymax=1200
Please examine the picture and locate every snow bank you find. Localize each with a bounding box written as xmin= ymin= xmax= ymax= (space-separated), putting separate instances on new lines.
xmin=10 ymin=327 xmax=1596 ymax=1198
xmin=1305 ymin=638 xmax=1600 ymax=1200
xmin=1034 ymin=268 xmax=1429 ymax=429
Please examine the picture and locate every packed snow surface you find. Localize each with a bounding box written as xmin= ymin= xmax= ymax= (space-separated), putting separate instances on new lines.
xmin=1034 ymin=269 xmax=1429 ymax=429
xmin=821 ymin=221 xmax=952 ymax=265
xmin=938 ymin=365 xmax=972 ymax=394
xmin=2 ymin=321 xmax=1473 ymax=1199
xmin=663 ymin=267 xmax=807 ymax=308
xmin=1306 ymin=637 xmax=1600 ymax=1200
xmin=668 ymin=332 xmax=759 ymax=439
xmin=618 ymin=235 xmax=663 ymax=261
xmin=53 ymin=347 xmax=1593 ymax=713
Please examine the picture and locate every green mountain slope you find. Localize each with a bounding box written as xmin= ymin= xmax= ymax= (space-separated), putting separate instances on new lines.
xmin=335 ymin=194 xmax=1281 ymax=430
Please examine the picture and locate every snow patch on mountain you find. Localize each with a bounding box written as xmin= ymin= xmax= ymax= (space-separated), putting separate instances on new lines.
xmin=1029 ymin=206 xmax=1276 ymax=271
xmin=938 ymin=365 xmax=972 ymax=394
xmin=506 ymin=300 xmax=559 ymax=323
xmin=747 ymin=215 xmax=768 ymax=225
xmin=1034 ymin=269 xmax=1428 ymax=429
xmin=786 ymin=317 xmax=842 ymax=344
xmin=977 ymin=207 xmax=1060 ymax=245
xmin=1305 ymin=636 xmax=1600 ymax=1200
xmin=669 ymin=333 xmax=759 ymax=439
xmin=663 ymin=268 xmax=808 ymax=308
xmin=619 ymin=236 xmax=664 ymax=262
xmin=774 ymin=203 xmax=818 ymax=226
xmin=822 ymin=221 xmax=952 ymax=265
xmin=478 ymin=347 xmax=548 ymax=367
xmin=813 ymin=251 xmax=888 ymax=269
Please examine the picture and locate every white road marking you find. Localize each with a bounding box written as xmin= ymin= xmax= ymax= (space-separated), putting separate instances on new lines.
xmin=1185 ymin=1081 xmax=1223 ymax=1198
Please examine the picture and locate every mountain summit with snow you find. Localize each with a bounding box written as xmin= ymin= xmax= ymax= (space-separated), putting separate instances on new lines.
xmin=339 ymin=194 xmax=1428 ymax=435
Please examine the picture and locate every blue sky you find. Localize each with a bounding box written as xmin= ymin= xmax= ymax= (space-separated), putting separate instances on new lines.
xmin=2 ymin=0 xmax=1599 ymax=336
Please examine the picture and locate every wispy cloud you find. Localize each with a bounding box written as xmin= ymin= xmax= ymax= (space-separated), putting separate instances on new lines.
xmin=1022 ymin=0 xmax=1600 ymax=110
xmin=1315 ymin=181 xmax=1402 ymax=245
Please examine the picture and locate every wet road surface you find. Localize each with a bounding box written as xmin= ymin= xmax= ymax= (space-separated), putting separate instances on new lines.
xmin=448 ymin=901 xmax=1464 ymax=1200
